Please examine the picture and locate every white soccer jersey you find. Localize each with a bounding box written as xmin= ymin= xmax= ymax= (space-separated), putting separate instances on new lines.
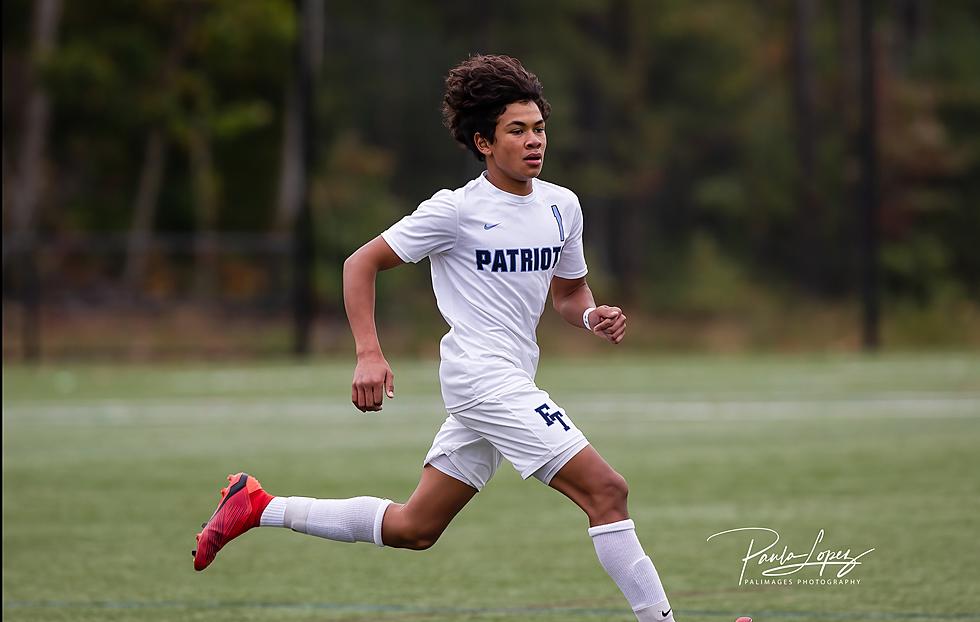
xmin=382 ymin=172 xmax=588 ymax=412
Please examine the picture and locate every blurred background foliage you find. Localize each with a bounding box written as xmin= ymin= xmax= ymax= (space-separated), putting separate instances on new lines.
xmin=3 ymin=0 xmax=978 ymax=358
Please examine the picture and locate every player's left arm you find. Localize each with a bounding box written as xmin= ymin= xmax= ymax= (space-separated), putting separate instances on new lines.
xmin=551 ymin=276 xmax=626 ymax=344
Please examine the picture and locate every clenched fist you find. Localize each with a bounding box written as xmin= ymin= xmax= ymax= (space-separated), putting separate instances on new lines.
xmin=588 ymin=305 xmax=627 ymax=344
xmin=351 ymin=353 xmax=395 ymax=412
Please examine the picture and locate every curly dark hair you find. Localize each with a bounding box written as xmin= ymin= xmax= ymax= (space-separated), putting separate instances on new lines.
xmin=442 ymin=54 xmax=551 ymax=162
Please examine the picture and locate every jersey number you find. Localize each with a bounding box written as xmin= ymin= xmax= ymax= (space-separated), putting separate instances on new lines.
xmin=550 ymin=205 xmax=565 ymax=242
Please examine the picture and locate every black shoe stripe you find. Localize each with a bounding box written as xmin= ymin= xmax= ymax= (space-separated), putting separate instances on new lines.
xmin=208 ymin=473 xmax=250 ymax=521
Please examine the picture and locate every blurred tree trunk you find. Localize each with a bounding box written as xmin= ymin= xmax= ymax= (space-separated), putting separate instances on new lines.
xmin=7 ymin=0 xmax=62 ymax=360
xmin=892 ymin=0 xmax=922 ymax=71
xmin=606 ymin=0 xmax=645 ymax=302
xmin=124 ymin=129 xmax=167 ymax=289
xmin=188 ymin=126 xmax=220 ymax=299
xmin=290 ymin=0 xmax=322 ymax=356
xmin=858 ymin=0 xmax=880 ymax=350
xmin=124 ymin=18 xmax=189 ymax=290
xmin=572 ymin=9 xmax=611 ymax=283
xmin=622 ymin=0 xmax=653 ymax=303
xmin=791 ymin=0 xmax=820 ymax=291
xmin=275 ymin=80 xmax=303 ymax=230
xmin=276 ymin=0 xmax=322 ymax=230
xmin=2 ymin=147 xmax=11 ymax=239
xmin=575 ymin=74 xmax=610 ymax=284
xmin=572 ymin=0 xmax=645 ymax=301
xmin=7 ymin=0 xmax=61 ymax=245
xmin=837 ymin=0 xmax=859 ymax=128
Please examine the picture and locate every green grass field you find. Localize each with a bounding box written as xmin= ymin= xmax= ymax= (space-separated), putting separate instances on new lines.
xmin=3 ymin=354 xmax=980 ymax=622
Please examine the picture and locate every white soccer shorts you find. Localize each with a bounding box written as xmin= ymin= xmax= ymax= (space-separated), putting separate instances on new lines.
xmin=424 ymin=382 xmax=590 ymax=490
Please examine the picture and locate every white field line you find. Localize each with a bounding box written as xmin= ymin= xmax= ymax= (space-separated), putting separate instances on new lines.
xmin=2 ymin=393 xmax=978 ymax=425
xmin=581 ymin=394 xmax=980 ymax=422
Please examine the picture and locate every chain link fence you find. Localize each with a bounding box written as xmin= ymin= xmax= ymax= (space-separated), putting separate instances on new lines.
xmin=1 ymin=233 xmax=318 ymax=359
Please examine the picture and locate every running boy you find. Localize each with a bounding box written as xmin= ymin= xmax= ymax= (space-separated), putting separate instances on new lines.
xmin=194 ymin=54 xmax=677 ymax=622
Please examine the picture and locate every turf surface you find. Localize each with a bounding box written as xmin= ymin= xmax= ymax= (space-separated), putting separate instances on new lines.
xmin=3 ymin=354 xmax=979 ymax=621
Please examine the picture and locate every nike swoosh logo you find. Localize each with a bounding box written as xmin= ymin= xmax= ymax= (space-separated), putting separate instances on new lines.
xmin=661 ymin=609 xmax=671 ymax=618
xmin=483 ymin=223 xmax=501 ymax=230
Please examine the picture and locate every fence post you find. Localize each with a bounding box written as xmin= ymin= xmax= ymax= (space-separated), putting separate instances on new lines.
xmin=858 ymin=0 xmax=880 ymax=351
xmin=20 ymin=236 xmax=42 ymax=362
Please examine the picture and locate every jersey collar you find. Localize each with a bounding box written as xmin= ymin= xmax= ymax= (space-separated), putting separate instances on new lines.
xmin=478 ymin=172 xmax=537 ymax=205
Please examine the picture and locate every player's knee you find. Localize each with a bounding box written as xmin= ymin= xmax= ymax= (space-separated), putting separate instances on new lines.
xmin=601 ymin=470 xmax=629 ymax=505
xmin=588 ymin=470 xmax=629 ymax=519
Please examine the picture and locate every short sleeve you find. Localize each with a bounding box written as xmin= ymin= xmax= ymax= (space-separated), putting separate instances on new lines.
xmin=553 ymin=197 xmax=588 ymax=279
xmin=381 ymin=190 xmax=459 ymax=263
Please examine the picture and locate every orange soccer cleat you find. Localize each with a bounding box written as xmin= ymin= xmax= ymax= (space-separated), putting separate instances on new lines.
xmin=193 ymin=472 xmax=273 ymax=571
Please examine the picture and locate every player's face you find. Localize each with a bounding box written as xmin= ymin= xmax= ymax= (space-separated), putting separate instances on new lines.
xmin=479 ymin=100 xmax=546 ymax=195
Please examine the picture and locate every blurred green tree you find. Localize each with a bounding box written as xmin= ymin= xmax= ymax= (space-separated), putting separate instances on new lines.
xmin=2 ymin=0 xmax=977 ymax=352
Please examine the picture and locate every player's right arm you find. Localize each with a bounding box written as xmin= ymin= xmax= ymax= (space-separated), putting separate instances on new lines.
xmin=343 ymin=235 xmax=404 ymax=412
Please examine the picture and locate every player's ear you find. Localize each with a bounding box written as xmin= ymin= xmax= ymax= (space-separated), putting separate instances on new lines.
xmin=474 ymin=133 xmax=493 ymax=158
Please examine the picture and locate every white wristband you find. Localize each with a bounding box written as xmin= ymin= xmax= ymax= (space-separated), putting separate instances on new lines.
xmin=583 ymin=307 xmax=596 ymax=331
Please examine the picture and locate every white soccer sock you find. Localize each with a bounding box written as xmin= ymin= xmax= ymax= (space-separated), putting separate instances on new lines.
xmin=260 ymin=496 xmax=288 ymax=526
xmin=589 ymin=519 xmax=674 ymax=622
xmin=259 ymin=496 xmax=392 ymax=547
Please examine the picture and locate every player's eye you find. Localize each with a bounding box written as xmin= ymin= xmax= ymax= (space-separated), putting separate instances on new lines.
xmin=534 ymin=127 xmax=545 ymax=133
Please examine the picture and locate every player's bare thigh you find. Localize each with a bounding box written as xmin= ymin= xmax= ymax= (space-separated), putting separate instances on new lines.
xmin=380 ymin=465 xmax=478 ymax=550
xmin=548 ymin=445 xmax=630 ymax=527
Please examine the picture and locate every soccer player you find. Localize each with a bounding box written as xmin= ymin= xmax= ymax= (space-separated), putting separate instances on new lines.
xmin=194 ymin=54 xmax=677 ymax=622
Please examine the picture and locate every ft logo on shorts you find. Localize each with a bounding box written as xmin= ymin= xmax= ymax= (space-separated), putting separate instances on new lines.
xmin=535 ymin=403 xmax=570 ymax=431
